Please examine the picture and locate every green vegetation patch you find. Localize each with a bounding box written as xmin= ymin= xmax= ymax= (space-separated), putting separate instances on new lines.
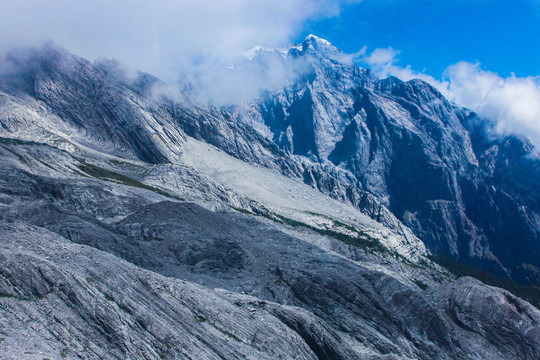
xmin=194 ymin=314 xmax=207 ymax=323
xmin=231 ymin=207 xmax=253 ymax=215
xmin=272 ymin=212 xmax=388 ymax=253
xmin=76 ymin=160 xmax=183 ymax=200
xmin=232 ymin=204 xmax=389 ymax=254
xmin=303 ymin=211 xmax=358 ymax=233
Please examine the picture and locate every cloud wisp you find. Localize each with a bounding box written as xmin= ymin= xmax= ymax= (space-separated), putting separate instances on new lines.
xmin=361 ymin=47 xmax=445 ymax=88
xmin=444 ymin=62 xmax=540 ymax=147
xmin=0 ymin=1 xmax=360 ymax=90
xmin=361 ymin=47 xmax=540 ymax=149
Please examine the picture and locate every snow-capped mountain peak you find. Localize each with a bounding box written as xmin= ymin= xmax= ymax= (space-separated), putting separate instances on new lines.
xmin=303 ymin=34 xmax=333 ymax=47
xmin=299 ymin=34 xmax=344 ymax=61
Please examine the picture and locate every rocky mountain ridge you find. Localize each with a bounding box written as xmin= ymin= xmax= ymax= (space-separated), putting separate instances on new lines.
xmin=0 ymin=39 xmax=539 ymax=359
xmin=236 ymin=35 xmax=540 ymax=285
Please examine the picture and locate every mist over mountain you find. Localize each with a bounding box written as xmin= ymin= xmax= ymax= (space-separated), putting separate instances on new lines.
xmin=0 ymin=37 xmax=539 ymax=359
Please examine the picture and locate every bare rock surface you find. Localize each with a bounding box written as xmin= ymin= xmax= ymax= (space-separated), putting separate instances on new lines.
xmin=0 ymin=41 xmax=539 ymax=359
xmin=1 ymin=200 xmax=539 ymax=360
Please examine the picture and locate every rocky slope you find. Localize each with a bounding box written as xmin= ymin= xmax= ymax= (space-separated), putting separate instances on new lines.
xmin=0 ymin=142 xmax=538 ymax=359
xmin=0 ymin=41 xmax=539 ymax=359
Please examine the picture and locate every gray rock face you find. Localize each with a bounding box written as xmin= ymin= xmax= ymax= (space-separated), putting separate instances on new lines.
xmin=0 ymin=221 xmax=360 ymax=360
xmin=0 ymin=139 xmax=536 ymax=359
xmin=1 ymin=201 xmax=539 ymax=359
xmin=0 ymin=42 xmax=539 ymax=359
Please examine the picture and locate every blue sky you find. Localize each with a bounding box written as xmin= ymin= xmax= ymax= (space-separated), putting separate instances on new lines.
xmin=300 ymin=0 xmax=539 ymax=78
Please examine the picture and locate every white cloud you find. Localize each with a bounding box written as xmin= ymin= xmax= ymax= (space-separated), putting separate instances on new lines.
xmin=361 ymin=47 xmax=540 ymax=149
xmin=361 ymin=47 xmax=443 ymax=87
xmin=444 ymin=62 xmax=540 ymax=147
xmin=0 ymin=0 xmax=360 ymax=83
xmin=363 ymin=47 xmax=400 ymax=66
